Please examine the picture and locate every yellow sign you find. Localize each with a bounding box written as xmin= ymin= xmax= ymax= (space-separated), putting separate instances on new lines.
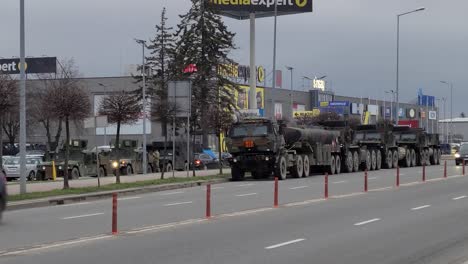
xmin=235 ymin=85 xmax=264 ymax=110
xmin=320 ymin=101 xmax=329 ymax=107
xmin=293 ymin=111 xmax=318 ymax=118
xmin=257 ymin=66 xmax=265 ymax=83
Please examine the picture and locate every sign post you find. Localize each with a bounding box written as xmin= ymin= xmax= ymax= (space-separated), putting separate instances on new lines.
xmin=84 ymin=115 xmax=108 ymax=187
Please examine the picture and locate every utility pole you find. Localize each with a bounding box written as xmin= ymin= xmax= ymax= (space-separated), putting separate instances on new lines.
xmin=19 ymin=0 xmax=27 ymax=194
xmin=135 ymin=39 xmax=147 ymax=174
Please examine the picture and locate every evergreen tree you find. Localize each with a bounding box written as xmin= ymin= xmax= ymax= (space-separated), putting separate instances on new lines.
xmin=172 ymin=0 xmax=239 ymax=148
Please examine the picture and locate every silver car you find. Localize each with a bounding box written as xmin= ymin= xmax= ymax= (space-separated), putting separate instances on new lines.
xmin=3 ymin=157 xmax=42 ymax=181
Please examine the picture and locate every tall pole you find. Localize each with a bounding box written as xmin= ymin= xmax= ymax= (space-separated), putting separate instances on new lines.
xmin=138 ymin=41 xmax=148 ymax=174
xmin=249 ymin=13 xmax=257 ymax=112
xmin=19 ymin=0 xmax=27 ymax=194
xmin=271 ymin=0 xmax=278 ymax=95
xmin=450 ymin=83 xmax=453 ymax=143
xmin=395 ymin=15 xmax=400 ymax=124
xmin=286 ymin=66 xmax=294 ymax=117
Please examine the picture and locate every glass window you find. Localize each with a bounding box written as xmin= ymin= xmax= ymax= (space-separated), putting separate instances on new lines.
xmin=459 ymin=144 xmax=468 ymax=154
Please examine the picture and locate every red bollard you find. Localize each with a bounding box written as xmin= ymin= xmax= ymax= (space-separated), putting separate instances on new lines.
xmin=396 ymin=166 xmax=400 ymax=187
xmin=444 ymin=161 xmax=447 ymax=178
xmin=422 ymin=164 xmax=426 ymax=182
xmin=464 ymin=160 xmax=466 ymax=176
xmin=364 ymin=170 xmax=368 ymax=192
xmin=206 ymin=184 xmax=211 ymax=218
xmin=112 ymin=193 xmax=118 ymax=235
xmin=274 ymin=177 xmax=279 ymax=208
xmin=324 ymin=173 xmax=329 ymax=199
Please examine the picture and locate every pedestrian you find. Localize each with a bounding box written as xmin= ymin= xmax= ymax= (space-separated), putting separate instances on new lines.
xmin=152 ymin=149 xmax=160 ymax=172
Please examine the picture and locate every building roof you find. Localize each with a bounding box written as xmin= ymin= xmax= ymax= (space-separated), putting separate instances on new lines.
xmin=439 ymin=118 xmax=468 ymax=123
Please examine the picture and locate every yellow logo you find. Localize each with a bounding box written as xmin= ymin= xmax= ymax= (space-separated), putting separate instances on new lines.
xmin=18 ymin=62 xmax=28 ymax=71
xmin=257 ymin=66 xmax=265 ymax=83
xmin=295 ymin=0 xmax=307 ymax=7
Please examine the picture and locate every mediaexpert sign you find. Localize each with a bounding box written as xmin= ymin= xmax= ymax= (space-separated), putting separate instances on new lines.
xmin=0 ymin=57 xmax=57 ymax=74
xmin=210 ymin=0 xmax=313 ymax=13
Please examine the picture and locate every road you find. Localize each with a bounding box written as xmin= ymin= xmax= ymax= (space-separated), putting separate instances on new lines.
xmin=1 ymin=163 xmax=468 ymax=264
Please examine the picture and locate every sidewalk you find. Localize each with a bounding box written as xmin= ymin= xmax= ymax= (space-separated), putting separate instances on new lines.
xmin=7 ymin=169 xmax=230 ymax=195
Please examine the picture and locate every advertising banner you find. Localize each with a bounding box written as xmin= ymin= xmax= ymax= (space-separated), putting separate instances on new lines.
xmin=398 ymin=120 xmax=420 ymax=128
xmin=275 ymin=103 xmax=283 ymax=120
xmin=0 ymin=57 xmax=57 ymax=74
xmin=210 ymin=0 xmax=313 ymax=13
xmin=235 ymin=85 xmax=264 ymax=116
xmin=385 ymin=107 xmax=391 ymax=117
xmin=429 ymin=111 xmax=437 ymax=120
xmin=329 ymin=101 xmax=349 ymax=107
xmin=367 ymin=105 xmax=379 ymax=116
xmin=293 ymin=110 xmax=318 ymax=118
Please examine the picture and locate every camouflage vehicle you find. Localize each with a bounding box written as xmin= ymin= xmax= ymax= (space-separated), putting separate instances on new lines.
xmin=99 ymin=140 xmax=154 ymax=176
xmin=393 ymin=126 xmax=441 ymax=167
xmin=226 ymin=117 xmax=342 ymax=181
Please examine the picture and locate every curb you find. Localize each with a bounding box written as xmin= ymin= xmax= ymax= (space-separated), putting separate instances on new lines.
xmin=7 ymin=178 xmax=229 ymax=211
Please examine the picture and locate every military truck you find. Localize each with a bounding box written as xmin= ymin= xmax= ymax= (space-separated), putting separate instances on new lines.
xmin=393 ymin=126 xmax=441 ymax=167
xmin=100 ymin=140 xmax=154 ymax=176
xmin=225 ymin=117 xmax=342 ymax=181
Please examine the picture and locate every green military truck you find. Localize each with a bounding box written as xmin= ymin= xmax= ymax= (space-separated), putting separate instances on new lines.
xmin=225 ymin=117 xmax=342 ymax=181
xmin=393 ymin=126 xmax=441 ymax=167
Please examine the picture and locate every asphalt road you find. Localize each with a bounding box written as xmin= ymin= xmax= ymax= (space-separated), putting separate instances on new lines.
xmin=1 ymin=163 xmax=468 ymax=264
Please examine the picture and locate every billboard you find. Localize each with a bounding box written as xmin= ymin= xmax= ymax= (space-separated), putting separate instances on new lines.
xmin=235 ymin=85 xmax=265 ymax=116
xmin=398 ymin=120 xmax=419 ymax=128
xmin=0 ymin=57 xmax=56 ymax=74
xmin=210 ymin=0 xmax=313 ymax=19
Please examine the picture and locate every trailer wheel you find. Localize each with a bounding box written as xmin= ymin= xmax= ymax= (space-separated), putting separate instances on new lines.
xmin=292 ymin=155 xmax=304 ymax=178
xmin=329 ymin=155 xmax=336 ymax=175
xmin=376 ymin=151 xmax=382 ymax=170
xmin=99 ymin=167 xmax=106 ymax=177
xmin=302 ymin=155 xmax=310 ymax=177
xmin=385 ymin=151 xmax=393 ymax=169
xmin=371 ymin=150 xmax=377 ymax=171
xmin=403 ymin=149 xmax=411 ymax=168
xmin=410 ymin=149 xmax=416 ymax=167
xmin=429 ymin=149 xmax=436 ymax=165
xmin=363 ymin=150 xmax=371 ymax=171
xmin=335 ymin=155 xmax=342 ymax=174
xmin=71 ymin=167 xmax=80 ymax=180
xmin=436 ymin=150 xmax=441 ymax=165
xmin=275 ymin=155 xmax=288 ymax=180
xmin=231 ymin=166 xmax=245 ymax=181
xmin=345 ymin=151 xmax=353 ymax=173
xmin=353 ymin=151 xmax=360 ymax=172
xmin=392 ymin=150 xmax=399 ymax=169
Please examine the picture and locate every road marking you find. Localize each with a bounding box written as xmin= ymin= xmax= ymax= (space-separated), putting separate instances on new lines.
xmin=368 ymin=177 xmax=378 ymax=180
xmin=284 ymin=198 xmax=326 ymax=207
xmin=164 ymin=201 xmax=193 ymax=207
xmin=62 ymin=213 xmax=104 ymax=220
xmin=332 ymin=181 xmax=347 ymax=184
xmin=211 ymin=186 xmax=225 ymax=190
xmin=237 ymin=183 xmax=254 ymax=187
xmin=127 ymin=219 xmax=207 ymax=234
xmin=118 ymin=196 xmax=141 ymax=201
xmin=236 ymin=193 xmax=257 ymax=197
xmin=219 ymin=208 xmax=274 ymax=218
xmin=265 ymin=239 xmax=306 ymax=250
xmin=354 ymin=218 xmax=381 ymax=226
xmin=60 ymin=202 xmax=91 ymax=207
xmin=453 ymin=196 xmax=467 ymax=200
xmin=332 ymin=192 xmax=365 ymax=199
xmin=401 ymin=181 xmax=419 ymax=187
xmin=0 ymin=235 xmax=113 ymax=256
xmin=289 ymin=185 xmax=308 ymax=190
xmin=369 ymin=186 xmax=393 ymax=192
xmin=411 ymin=205 xmax=431 ymax=211
xmin=159 ymin=191 xmax=184 ymax=196
xmin=427 ymin=178 xmax=444 ymax=182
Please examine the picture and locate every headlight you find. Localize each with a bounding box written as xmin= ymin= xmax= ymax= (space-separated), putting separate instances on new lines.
xmin=112 ymin=161 xmax=119 ymax=168
xmin=233 ymin=158 xmax=237 ymax=163
xmin=58 ymin=166 xmax=62 ymax=170
xmin=42 ymin=166 xmax=46 ymax=170
xmin=455 ymin=153 xmax=461 ymax=158
xmin=265 ymin=157 xmax=269 ymax=161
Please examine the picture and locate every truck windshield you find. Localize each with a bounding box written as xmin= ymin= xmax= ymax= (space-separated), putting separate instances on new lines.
xmin=230 ymin=124 xmax=269 ymax=137
xmin=400 ymin=134 xmax=416 ymax=141
xmin=460 ymin=144 xmax=468 ymax=154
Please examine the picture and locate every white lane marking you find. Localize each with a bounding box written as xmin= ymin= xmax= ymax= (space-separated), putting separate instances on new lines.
xmin=289 ymin=185 xmax=308 ymax=190
xmin=453 ymin=196 xmax=467 ymax=200
xmin=265 ymin=239 xmax=306 ymax=250
xmin=118 ymin=196 xmax=141 ymax=201
xmin=332 ymin=180 xmax=347 ymax=184
xmin=401 ymin=181 xmax=419 ymax=187
xmin=127 ymin=219 xmax=207 ymax=234
xmin=368 ymin=177 xmax=378 ymax=180
xmin=332 ymin=192 xmax=365 ymax=199
xmin=284 ymin=198 xmax=326 ymax=207
xmin=164 ymin=201 xmax=193 ymax=207
xmin=369 ymin=186 xmax=393 ymax=192
xmin=427 ymin=178 xmax=444 ymax=182
xmin=354 ymin=218 xmax=381 ymax=226
xmin=236 ymin=193 xmax=257 ymax=197
xmin=211 ymin=186 xmax=225 ymax=190
xmin=159 ymin=191 xmax=184 ymax=196
xmin=411 ymin=205 xmax=431 ymax=211
xmin=0 ymin=235 xmax=113 ymax=256
xmin=60 ymin=202 xmax=91 ymax=207
xmin=219 ymin=208 xmax=274 ymax=218
xmin=237 ymin=183 xmax=254 ymax=187
xmin=62 ymin=213 xmax=104 ymax=220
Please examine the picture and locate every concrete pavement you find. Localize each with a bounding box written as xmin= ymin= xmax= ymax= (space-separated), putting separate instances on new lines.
xmin=1 ymin=163 xmax=468 ymax=263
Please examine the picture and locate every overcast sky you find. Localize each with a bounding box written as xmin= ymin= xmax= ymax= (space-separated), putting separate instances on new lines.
xmin=1 ymin=0 xmax=466 ymax=116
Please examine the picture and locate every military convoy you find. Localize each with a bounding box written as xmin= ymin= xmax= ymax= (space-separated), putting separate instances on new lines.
xmin=226 ymin=117 xmax=441 ymax=181
xmin=36 ymin=139 xmax=153 ymax=180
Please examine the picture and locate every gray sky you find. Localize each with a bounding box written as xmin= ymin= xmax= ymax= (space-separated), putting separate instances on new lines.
xmin=1 ymin=0 xmax=466 ymax=116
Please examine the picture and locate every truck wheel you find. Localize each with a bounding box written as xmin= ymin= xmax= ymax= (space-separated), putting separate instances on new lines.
xmin=385 ymin=151 xmax=393 ymax=169
xmin=335 ymin=155 xmax=342 ymax=174
xmin=329 ymin=155 xmax=336 ymax=175
xmin=292 ymin=155 xmax=304 ymax=178
xmin=429 ymin=148 xmax=436 ymax=165
xmin=275 ymin=155 xmax=288 ymax=180
xmin=437 ymin=150 xmax=441 ymax=165
xmin=376 ymin=151 xmax=382 ymax=170
xmin=166 ymin=163 xmax=173 ymax=172
xmin=28 ymin=171 xmax=36 ymax=181
xmin=353 ymin=151 xmax=360 ymax=172
xmin=403 ymin=149 xmax=411 ymax=168
xmin=363 ymin=150 xmax=371 ymax=171
xmin=231 ymin=166 xmax=245 ymax=181
xmin=426 ymin=150 xmax=431 ymax=166
xmin=410 ymin=149 xmax=416 ymax=167
xmin=345 ymin=151 xmax=353 ymax=173
xmin=99 ymin=167 xmax=106 ymax=177
xmin=71 ymin=167 xmax=80 ymax=180
xmin=126 ymin=165 xmax=134 ymax=175
xmin=303 ymin=155 xmax=310 ymax=177
xmin=371 ymin=150 xmax=377 ymax=171
xmin=392 ymin=150 xmax=399 ymax=169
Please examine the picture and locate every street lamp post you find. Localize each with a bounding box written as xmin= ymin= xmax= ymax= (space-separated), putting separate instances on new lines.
xmin=19 ymin=0 xmax=27 ymax=194
xmin=385 ymin=90 xmax=395 ymax=121
xmin=440 ymin=81 xmax=453 ymax=143
xmin=286 ymin=66 xmax=294 ymax=117
xmin=135 ymin=39 xmax=147 ymax=174
xmin=395 ymin=7 xmax=425 ymax=124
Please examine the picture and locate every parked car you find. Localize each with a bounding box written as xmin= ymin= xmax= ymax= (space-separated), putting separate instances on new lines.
xmin=0 ymin=168 xmax=7 ymax=221
xmin=455 ymin=144 xmax=468 ymax=166
xmin=3 ymin=156 xmax=42 ymax=181
xmin=193 ymin=153 xmax=219 ymax=170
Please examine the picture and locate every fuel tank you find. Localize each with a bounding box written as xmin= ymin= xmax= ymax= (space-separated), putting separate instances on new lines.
xmin=283 ymin=127 xmax=340 ymax=146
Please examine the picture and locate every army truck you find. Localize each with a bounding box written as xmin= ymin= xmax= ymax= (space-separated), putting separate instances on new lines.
xmin=225 ymin=117 xmax=342 ymax=181
xmin=100 ymin=140 xmax=154 ymax=176
xmin=393 ymin=126 xmax=441 ymax=167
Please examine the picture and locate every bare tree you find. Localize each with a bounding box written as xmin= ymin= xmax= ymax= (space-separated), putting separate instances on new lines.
xmin=0 ymin=73 xmax=18 ymax=161
xmin=98 ymin=90 xmax=142 ymax=184
xmin=47 ymin=61 xmax=90 ymax=189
